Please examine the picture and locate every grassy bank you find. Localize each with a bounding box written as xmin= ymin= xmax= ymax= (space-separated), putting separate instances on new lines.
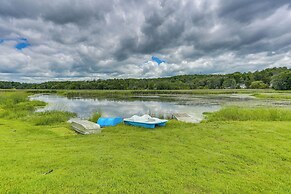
xmin=206 ymin=106 xmax=291 ymax=121
xmin=0 ymin=91 xmax=291 ymax=193
xmin=0 ymin=92 xmax=75 ymax=125
xmin=253 ymin=93 xmax=291 ymax=100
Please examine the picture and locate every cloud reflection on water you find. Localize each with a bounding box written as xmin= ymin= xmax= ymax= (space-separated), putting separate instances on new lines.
xmin=31 ymin=94 xmax=221 ymax=121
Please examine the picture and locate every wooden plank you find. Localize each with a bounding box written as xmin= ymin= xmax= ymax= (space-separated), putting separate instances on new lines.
xmin=173 ymin=113 xmax=197 ymax=123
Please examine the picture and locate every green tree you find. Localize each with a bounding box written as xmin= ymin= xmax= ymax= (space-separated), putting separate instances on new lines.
xmin=271 ymin=72 xmax=291 ymax=90
xmin=222 ymin=78 xmax=237 ymax=89
xmin=206 ymin=77 xmax=223 ymax=89
xmin=249 ymin=81 xmax=269 ymax=89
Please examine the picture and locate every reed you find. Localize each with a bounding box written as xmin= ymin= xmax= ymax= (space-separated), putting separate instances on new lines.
xmin=206 ymin=106 xmax=291 ymax=121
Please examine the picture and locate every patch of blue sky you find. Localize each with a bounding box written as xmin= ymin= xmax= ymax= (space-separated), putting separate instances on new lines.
xmin=15 ymin=42 xmax=31 ymax=50
xmin=152 ymin=56 xmax=166 ymax=65
xmin=0 ymin=37 xmax=30 ymax=50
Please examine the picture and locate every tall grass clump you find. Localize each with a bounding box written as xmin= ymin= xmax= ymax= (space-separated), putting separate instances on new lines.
xmin=1 ymin=91 xmax=76 ymax=126
xmin=29 ymin=111 xmax=76 ymax=126
xmin=0 ymin=92 xmax=46 ymax=119
xmin=206 ymin=106 xmax=291 ymax=121
xmin=0 ymin=92 xmax=27 ymax=107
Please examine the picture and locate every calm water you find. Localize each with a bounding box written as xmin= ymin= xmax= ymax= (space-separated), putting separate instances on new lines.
xmin=30 ymin=94 xmax=222 ymax=122
xmin=30 ymin=93 xmax=291 ymax=122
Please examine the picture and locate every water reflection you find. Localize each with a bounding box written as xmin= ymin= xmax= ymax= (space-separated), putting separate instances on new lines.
xmin=30 ymin=94 xmax=221 ymax=121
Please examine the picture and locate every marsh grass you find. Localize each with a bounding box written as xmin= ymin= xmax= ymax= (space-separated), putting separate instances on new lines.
xmin=0 ymin=92 xmax=75 ymax=125
xmin=253 ymin=93 xmax=291 ymax=100
xmin=89 ymin=112 xmax=102 ymax=123
xmin=0 ymin=91 xmax=27 ymax=105
xmin=0 ymin=92 xmax=44 ymax=119
xmin=206 ymin=106 xmax=291 ymax=121
xmin=59 ymin=89 xmax=274 ymax=98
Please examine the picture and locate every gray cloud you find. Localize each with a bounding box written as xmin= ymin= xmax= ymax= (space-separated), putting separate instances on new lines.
xmin=0 ymin=0 xmax=291 ymax=82
xmin=218 ymin=0 xmax=291 ymax=22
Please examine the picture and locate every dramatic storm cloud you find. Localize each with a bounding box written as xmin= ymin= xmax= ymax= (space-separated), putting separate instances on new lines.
xmin=0 ymin=0 xmax=291 ymax=82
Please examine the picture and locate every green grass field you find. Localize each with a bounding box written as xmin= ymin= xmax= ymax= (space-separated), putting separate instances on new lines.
xmin=0 ymin=91 xmax=291 ymax=193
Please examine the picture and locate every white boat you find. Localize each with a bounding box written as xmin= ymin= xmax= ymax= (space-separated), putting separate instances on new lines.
xmin=69 ymin=118 xmax=101 ymax=135
xmin=124 ymin=115 xmax=168 ymax=129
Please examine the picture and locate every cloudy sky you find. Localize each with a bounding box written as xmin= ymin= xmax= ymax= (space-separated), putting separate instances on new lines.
xmin=0 ymin=0 xmax=291 ymax=82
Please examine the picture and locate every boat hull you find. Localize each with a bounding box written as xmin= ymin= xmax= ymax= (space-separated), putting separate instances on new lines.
xmin=124 ymin=120 xmax=167 ymax=129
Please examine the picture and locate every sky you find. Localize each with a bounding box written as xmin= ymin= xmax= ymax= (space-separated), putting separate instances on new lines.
xmin=0 ymin=0 xmax=291 ymax=82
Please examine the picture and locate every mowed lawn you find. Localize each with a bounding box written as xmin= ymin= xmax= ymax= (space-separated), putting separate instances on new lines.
xmin=1 ymin=118 xmax=290 ymax=193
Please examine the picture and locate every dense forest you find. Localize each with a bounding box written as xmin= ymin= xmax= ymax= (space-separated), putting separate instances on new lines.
xmin=1 ymin=67 xmax=291 ymax=90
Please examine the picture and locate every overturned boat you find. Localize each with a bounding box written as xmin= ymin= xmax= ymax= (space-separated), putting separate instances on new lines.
xmin=97 ymin=117 xmax=123 ymax=127
xmin=124 ymin=115 xmax=168 ymax=129
xmin=68 ymin=118 xmax=101 ymax=135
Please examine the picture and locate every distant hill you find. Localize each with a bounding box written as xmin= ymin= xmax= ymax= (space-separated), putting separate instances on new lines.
xmin=0 ymin=67 xmax=290 ymax=90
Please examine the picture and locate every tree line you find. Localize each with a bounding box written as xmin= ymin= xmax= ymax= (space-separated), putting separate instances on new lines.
xmin=1 ymin=67 xmax=290 ymax=90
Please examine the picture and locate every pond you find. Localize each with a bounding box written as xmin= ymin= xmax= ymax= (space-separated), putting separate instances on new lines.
xmin=31 ymin=94 xmax=223 ymax=122
xmin=30 ymin=93 xmax=291 ymax=122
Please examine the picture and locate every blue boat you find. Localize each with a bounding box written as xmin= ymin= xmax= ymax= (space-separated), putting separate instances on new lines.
xmin=123 ymin=115 xmax=168 ymax=129
xmin=97 ymin=117 xmax=123 ymax=127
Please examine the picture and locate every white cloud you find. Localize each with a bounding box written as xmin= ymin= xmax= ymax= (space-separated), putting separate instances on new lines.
xmin=0 ymin=0 xmax=291 ymax=82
